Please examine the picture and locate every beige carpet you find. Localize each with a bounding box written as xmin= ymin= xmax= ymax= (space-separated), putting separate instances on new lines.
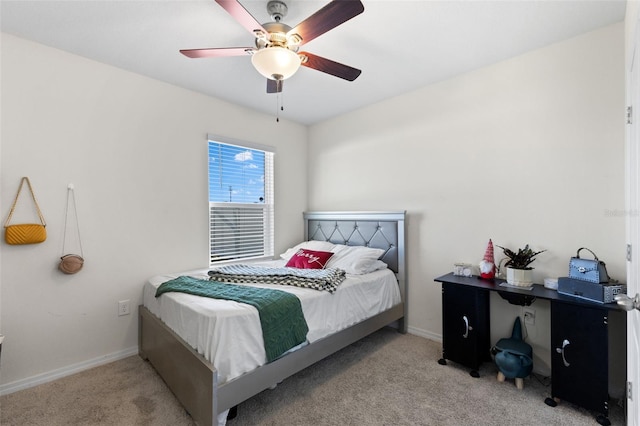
xmin=0 ymin=328 xmax=625 ymax=425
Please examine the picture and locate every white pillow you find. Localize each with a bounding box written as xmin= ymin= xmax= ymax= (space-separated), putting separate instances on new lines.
xmin=279 ymin=240 xmax=336 ymax=261
xmin=358 ymin=259 xmax=389 ymax=274
xmin=326 ymin=245 xmax=387 ymax=275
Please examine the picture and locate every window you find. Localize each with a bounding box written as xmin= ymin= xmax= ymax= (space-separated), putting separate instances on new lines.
xmin=208 ymin=136 xmax=274 ymax=264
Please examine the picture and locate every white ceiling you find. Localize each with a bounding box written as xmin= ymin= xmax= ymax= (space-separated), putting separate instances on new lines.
xmin=0 ymin=0 xmax=627 ymax=125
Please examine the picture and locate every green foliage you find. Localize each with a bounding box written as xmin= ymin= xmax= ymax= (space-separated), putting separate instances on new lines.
xmin=496 ymin=244 xmax=545 ymax=270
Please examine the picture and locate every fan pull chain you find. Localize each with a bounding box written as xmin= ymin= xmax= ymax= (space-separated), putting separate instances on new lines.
xmin=276 ymin=92 xmax=284 ymax=123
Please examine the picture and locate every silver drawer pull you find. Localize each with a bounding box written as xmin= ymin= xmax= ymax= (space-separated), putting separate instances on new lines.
xmin=462 ymin=315 xmax=473 ymax=338
xmin=555 ymin=339 xmax=571 ymax=367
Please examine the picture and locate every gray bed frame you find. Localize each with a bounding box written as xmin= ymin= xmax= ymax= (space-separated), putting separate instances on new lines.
xmin=138 ymin=211 xmax=407 ymax=425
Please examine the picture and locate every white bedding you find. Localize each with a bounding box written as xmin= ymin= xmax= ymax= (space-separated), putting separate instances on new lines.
xmin=143 ymin=259 xmax=401 ymax=384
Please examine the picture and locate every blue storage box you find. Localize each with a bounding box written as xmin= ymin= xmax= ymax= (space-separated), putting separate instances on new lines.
xmin=557 ymin=277 xmax=626 ymax=304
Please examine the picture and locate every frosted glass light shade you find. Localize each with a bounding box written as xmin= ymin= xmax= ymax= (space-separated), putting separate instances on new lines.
xmin=251 ymin=47 xmax=301 ymax=80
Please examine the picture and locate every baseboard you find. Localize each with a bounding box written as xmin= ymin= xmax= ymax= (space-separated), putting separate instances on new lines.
xmin=0 ymin=346 xmax=138 ymax=396
xmin=407 ymin=326 xmax=442 ymax=343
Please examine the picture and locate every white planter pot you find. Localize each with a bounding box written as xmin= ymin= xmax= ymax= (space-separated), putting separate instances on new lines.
xmin=506 ymin=267 xmax=533 ymax=287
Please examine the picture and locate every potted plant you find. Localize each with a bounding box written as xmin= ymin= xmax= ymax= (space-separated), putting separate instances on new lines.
xmin=496 ymin=244 xmax=545 ymax=287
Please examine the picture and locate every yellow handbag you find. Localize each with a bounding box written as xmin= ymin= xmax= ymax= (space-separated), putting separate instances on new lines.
xmin=4 ymin=177 xmax=47 ymax=245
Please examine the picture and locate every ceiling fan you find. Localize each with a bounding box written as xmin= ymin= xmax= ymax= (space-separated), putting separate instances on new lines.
xmin=180 ymin=0 xmax=364 ymax=94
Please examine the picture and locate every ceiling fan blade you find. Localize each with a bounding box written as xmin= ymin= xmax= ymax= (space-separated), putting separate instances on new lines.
xmin=300 ymin=52 xmax=361 ymax=81
xmin=266 ymin=79 xmax=283 ymax=94
xmin=289 ymin=0 xmax=364 ymax=46
xmin=215 ymin=0 xmax=268 ymax=38
xmin=180 ymin=47 xmax=254 ymax=58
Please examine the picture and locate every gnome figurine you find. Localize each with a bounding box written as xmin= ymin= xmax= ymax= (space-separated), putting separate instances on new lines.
xmin=479 ymin=239 xmax=496 ymax=279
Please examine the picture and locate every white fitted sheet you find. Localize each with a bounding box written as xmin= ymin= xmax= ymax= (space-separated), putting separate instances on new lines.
xmin=143 ymin=259 xmax=401 ymax=384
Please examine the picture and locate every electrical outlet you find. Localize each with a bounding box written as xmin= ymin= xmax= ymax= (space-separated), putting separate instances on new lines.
xmin=523 ymin=308 xmax=535 ymax=325
xmin=118 ymin=300 xmax=131 ymax=316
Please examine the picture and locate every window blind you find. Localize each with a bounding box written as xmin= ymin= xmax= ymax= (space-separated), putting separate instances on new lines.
xmin=208 ymin=138 xmax=274 ymax=264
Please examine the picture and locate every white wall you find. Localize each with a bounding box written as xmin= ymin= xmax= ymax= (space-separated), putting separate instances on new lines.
xmin=308 ymin=23 xmax=625 ymax=380
xmin=0 ymin=21 xmax=627 ymax=393
xmin=0 ymin=33 xmax=308 ymax=390
xmin=626 ymin=0 xmax=640 ymax=70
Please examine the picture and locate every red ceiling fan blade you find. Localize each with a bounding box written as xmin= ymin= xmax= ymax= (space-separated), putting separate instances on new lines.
xmin=215 ymin=0 xmax=268 ymax=38
xmin=180 ymin=47 xmax=253 ymax=58
xmin=289 ymin=0 xmax=364 ymax=46
xmin=300 ymin=52 xmax=361 ymax=81
xmin=266 ymin=79 xmax=283 ymax=94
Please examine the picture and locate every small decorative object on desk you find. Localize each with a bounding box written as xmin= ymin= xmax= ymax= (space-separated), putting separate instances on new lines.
xmin=496 ymin=244 xmax=545 ymax=288
xmin=543 ymin=278 xmax=558 ymax=290
xmin=479 ymin=239 xmax=496 ymax=279
xmin=453 ymin=263 xmax=473 ymax=277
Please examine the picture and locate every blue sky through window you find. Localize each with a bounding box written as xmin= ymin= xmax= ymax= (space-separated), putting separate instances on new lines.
xmin=208 ymin=141 xmax=266 ymax=203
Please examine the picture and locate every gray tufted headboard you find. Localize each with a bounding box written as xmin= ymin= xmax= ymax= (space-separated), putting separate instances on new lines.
xmin=303 ymin=211 xmax=407 ymax=309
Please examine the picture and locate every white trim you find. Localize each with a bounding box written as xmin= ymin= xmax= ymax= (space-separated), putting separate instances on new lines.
xmin=0 ymin=346 xmax=138 ymax=396
xmin=207 ymin=133 xmax=276 ymax=153
xmin=408 ymin=326 xmax=442 ymax=343
xmin=626 ymin=3 xmax=640 ymax=424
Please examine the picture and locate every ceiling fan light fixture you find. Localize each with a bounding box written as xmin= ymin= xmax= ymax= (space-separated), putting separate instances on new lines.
xmin=286 ymin=33 xmax=303 ymax=46
xmin=251 ymin=46 xmax=301 ymax=80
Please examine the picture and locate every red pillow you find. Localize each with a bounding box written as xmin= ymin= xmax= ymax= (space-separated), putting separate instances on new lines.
xmin=285 ymin=249 xmax=334 ymax=269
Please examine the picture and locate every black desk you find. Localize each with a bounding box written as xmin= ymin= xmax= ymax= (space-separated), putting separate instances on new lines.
xmin=435 ymin=273 xmax=625 ymax=425
xmin=435 ymin=272 xmax=623 ymax=309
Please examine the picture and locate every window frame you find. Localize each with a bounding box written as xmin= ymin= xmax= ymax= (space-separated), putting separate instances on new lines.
xmin=207 ymin=134 xmax=275 ymax=265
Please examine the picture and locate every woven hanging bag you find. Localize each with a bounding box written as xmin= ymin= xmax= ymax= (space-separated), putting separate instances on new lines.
xmin=59 ymin=184 xmax=84 ymax=274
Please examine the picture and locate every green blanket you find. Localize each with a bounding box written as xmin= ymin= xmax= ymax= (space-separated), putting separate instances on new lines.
xmin=155 ymin=276 xmax=309 ymax=362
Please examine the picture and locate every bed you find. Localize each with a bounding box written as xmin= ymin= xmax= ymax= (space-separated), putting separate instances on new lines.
xmin=138 ymin=211 xmax=407 ymax=426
